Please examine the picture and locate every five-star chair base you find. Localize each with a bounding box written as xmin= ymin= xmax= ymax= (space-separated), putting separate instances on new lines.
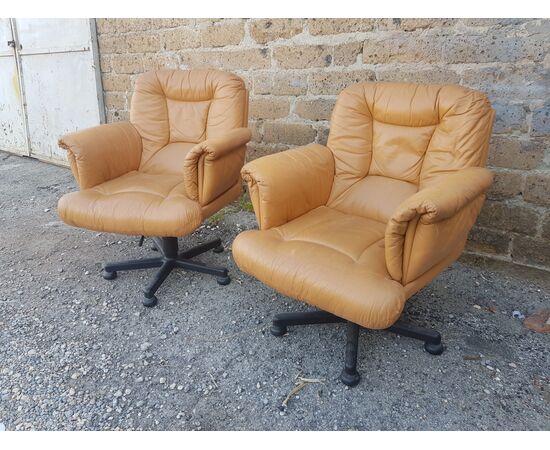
xmin=101 ymin=236 xmax=230 ymax=307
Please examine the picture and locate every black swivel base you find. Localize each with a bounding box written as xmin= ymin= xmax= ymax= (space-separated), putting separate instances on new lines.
xmin=271 ymin=310 xmax=444 ymax=387
xmin=101 ymin=236 xmax=230 ymax=307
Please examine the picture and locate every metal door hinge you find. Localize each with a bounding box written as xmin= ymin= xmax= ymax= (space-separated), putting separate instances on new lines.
xmin=7 ymin=40 xmax=21 ymax=50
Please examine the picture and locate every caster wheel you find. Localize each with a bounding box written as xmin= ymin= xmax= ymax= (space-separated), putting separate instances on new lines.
xmin=340 ymin=369 xmax=361 ymax=387
xmin=142 ymin=294 xmax=158 ymax=308
xmin=213 ymin=245 xmax=224 ymax=253
xmin=102 ymin=269 xmax=117 ymax=280
xmin=216 ymin=276 xmax=230 ymax=286
xmin=424 ymin=341 xmax=444 ymax=355
xmin=270 ymin=324 xmax=287 ymax=337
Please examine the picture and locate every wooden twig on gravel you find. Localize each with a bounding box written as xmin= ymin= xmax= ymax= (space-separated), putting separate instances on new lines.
xmin=280 ymin=373 xmax=325 ymax=410
xmin=281 ymin=383 xmax=307 ymax=409
xmin=208 ymin=372 xmax=219 ymax=389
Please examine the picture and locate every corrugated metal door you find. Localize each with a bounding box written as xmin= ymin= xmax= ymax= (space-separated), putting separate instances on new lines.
xmin=0 ymin=18 xmax=105 ymax=165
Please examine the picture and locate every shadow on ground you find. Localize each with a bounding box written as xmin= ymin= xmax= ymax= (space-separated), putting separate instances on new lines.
xmin=0 ymin=152 xmax=548 ymax=430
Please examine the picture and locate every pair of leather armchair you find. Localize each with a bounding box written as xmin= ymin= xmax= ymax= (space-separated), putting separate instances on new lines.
xmin=57 ymin=69 xmax=495 ymax=385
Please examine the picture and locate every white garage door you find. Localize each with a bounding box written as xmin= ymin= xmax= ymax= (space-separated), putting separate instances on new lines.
xmin=0 ymin=19 xmax=28 ymax=156
xmin=0 ymin=18 xmax=105 ymax=165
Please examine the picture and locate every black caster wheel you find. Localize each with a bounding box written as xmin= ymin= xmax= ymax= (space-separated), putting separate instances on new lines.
xmin=213 ymin=245 xmax=224 ymax=253
xmin=102 ymin=269 xmax=117 ymax=280
xmin=340 ymin=369 xmax=361 ymax=387
xmin=142 ymin=294 xmax=158 ymax=308
xmin=216 ymin=276 xmax=230 ymax=286
xmin=270 ymin=324 xmax=287 ymax=337
xmin=424 ymin=341 xmax=444 ymax=355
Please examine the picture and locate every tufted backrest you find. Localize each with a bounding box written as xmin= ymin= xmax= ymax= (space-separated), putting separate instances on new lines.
xmin=326 ymin=82 xmax=495 ymax=222
xmin=130 ymin=69 xmax=248 ymax=170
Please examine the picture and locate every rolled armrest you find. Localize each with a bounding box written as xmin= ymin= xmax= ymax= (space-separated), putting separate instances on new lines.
xmin=184 ymin=127 xmax=251 ymax=204
xmin=385 ymin=167 xmax=493 ymax=283
xmin=58 ymin=122 xmax=142 ymax=189
xmin=242 ymin=143 xmax=335 ymax=230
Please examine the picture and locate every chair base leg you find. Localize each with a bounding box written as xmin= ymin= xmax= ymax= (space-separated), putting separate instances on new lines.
xmin=387 ymin=321 xmax=445 ymax=355
xmin=142 ymin=294 xmax=158 ymax=308
xmin=271 ymin=310 xmax=345 ymax=336
xmin=270 ymin=309 xmax=444 ymax=387
xmin=101 ymin=269 xmax=117 ymax=280
xmin=101 ymin=237 xmax=230 ymax=307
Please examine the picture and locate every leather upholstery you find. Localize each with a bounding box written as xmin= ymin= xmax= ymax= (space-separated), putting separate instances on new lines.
xmin=58 ymin=122 xmax=142 ymax=190
xmin=233 ymin=81 xmax=495 ymax=330
xmin=184 ymin=127 xmax=250 ymax=205
xmin=385 ymin=167 xmax=493 ymax=284
xmin=242 ymin=143 xmax=335 ymax=230
xmin=58 ymin=69 xmax=250 ymax=237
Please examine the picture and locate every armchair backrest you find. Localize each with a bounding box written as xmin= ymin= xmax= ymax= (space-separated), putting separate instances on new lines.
xmin=130 ymin=69 xmax=249 ymax=170
xmin=327 ymin=82 xmax=495 ymax=205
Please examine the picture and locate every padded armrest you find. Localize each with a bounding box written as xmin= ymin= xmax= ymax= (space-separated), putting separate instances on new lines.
xmin=241 ymin=143 xmax=335 ymax=230
xmin=183 ymin=127 xmax=251 ymax=205
xmin=385 ymin=167 xmax=493 ymax=283
xmin=58 ymin=122 xmax=142 ymax=190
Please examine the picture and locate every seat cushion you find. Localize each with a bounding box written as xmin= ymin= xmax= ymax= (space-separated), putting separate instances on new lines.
xmin=232 ymin=207 xmax=406 ymax=329
xmin=58 ymin=171 xmax=202 ymax=237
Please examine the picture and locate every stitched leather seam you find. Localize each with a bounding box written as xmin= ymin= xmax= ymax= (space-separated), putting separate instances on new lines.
xmin=371 ymin=117 xmax=440 ymax=128
xmin=418 ymin=87 xmax=443 ymax=181
xmin=273 ymin=207 xmax=331 ymax=239
xmin=260 ymin=238 xmax=391 ymax=280
xmin=356 ymin=236 xmax=385 ymax=262
xmin=160 ymin=181 xmax=187 ymax=204
xmin=241 ymin=171 xmax=263 ymax=229
xmin=328 ymin=204 xmax=391 ymax=225
xmin=91 ymin=179 xmax=185 ymax=200
xmin=274 ymin=236 xmax=385 ymax=265
xmin=402 ymin=215 xmax=419 ymax=284
xmin=326 ymin=86 xmax=374 ymax=205
xmin=141 ymin=197 xmax=159 ymax=233
xmin=158 ymin=72 xmax=171 ymax=147
xmin=275 ymin=209 xmax=386 ymax=263
xmin=203 ymin=101 xmax=213 ymax=140
xmin=370 ymin=119 xmax=436 ymax=183
xmin=165 ymin=97 xmax=214 ymax=103
xmin=91 ymin=191 xmax=165 ymax=199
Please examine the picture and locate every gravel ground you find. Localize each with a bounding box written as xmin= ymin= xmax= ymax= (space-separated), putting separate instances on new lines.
xmin=0 ymin=152 xmax=549 ymax=431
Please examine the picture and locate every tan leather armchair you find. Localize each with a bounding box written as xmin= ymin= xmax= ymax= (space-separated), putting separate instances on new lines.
xmin=233 ymin=82 xmax=495 ymax=386
xmin=58 ymin=69 xmax=250 ymax=307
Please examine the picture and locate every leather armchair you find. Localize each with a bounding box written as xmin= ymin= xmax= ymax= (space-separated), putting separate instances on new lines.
xmin=58 ymin=69 xmax=250 ymax=307
xmin=233 ymin=82 xmax=495 ymax=386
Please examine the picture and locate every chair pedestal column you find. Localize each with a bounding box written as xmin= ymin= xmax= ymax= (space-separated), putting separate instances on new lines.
xmin=340 ymin=322 xmax=361 ymax=387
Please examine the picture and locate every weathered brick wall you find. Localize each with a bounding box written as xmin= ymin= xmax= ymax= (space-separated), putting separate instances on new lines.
xmin=96 ymin=18 xmax=550 ymax=271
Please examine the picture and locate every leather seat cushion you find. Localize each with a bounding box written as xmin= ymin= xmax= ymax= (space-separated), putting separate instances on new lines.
xmin=232 ymin=206 xmax=406 ymax=329
xmin=58 ymin=171 xmax=202 ymax=237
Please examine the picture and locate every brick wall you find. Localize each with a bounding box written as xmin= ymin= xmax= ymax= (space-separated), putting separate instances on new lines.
xmin=96 ymin=18 xmax=550 ymax=271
